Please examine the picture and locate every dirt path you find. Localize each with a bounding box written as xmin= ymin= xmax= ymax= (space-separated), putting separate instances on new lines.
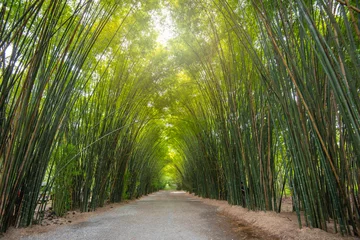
xmin=15 ymin=191 xmax=273 ymax=240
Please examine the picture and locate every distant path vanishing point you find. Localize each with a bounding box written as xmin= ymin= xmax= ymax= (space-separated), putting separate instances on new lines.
xmin=23 ymin=191 xmax=265 ymax=240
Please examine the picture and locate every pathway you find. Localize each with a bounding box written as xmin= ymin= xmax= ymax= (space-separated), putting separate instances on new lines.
xmin=23 ymin=191 xmax=264 ymax=240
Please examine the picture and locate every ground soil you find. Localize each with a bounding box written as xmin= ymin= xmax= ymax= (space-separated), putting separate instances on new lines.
xmin=2 ymin=200 xmax=132 ymax=240
xmin=2 ymin=191 xmax=359 ymax=240
xmin=5 ymin=191 xmax=259 ymax=240
xmin=188 ymin=193 xmax=359 ymax=240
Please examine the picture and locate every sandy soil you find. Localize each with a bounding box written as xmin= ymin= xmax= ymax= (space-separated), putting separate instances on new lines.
xmin=188 ymin=193 xmax=359 ymax=240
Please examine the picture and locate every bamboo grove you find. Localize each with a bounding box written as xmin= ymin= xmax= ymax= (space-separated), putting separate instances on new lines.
xmin=165 ymin=0 xmax=360 ymax=236
xmin=0 ymin=0 xmax=171 ymax=232
xmin=0 ymin=0 xmax=360 ymax=237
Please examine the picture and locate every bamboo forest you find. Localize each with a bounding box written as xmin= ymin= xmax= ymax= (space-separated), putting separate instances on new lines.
xmin=0 ymin=0 xmax=360 ymax=238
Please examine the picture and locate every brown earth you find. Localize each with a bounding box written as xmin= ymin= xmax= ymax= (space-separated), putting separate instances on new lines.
xmin=188 ymin=193 xmax=359 ymax=240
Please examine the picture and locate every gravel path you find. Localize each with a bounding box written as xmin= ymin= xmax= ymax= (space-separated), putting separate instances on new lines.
xmin=22 ymin=191 xmax=263 ymax=240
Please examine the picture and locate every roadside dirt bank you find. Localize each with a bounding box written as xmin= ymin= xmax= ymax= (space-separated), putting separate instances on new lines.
xmin=1 ymin=200 xmax=133 ymax=240
xmin=187 ymin=192 xmax=359 ymax=240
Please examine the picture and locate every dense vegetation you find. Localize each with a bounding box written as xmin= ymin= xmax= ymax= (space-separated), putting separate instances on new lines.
xmin=1 ymin=0 xmax=359 ymax=236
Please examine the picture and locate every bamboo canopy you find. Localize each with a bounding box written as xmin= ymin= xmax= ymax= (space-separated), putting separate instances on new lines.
xmin=0 ymin=0 xmax=359 ymax=236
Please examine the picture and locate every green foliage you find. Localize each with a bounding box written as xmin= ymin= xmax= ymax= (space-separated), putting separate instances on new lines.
xmin=1 ymin=0 xmax=359 ymax=237
xmin=0 ymin=0 xmax=117 ymax=231
xmin=165 ymin=0 xmax=360 ymax=236
xmin=52 ymin=144 xmax=78 ymax=217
